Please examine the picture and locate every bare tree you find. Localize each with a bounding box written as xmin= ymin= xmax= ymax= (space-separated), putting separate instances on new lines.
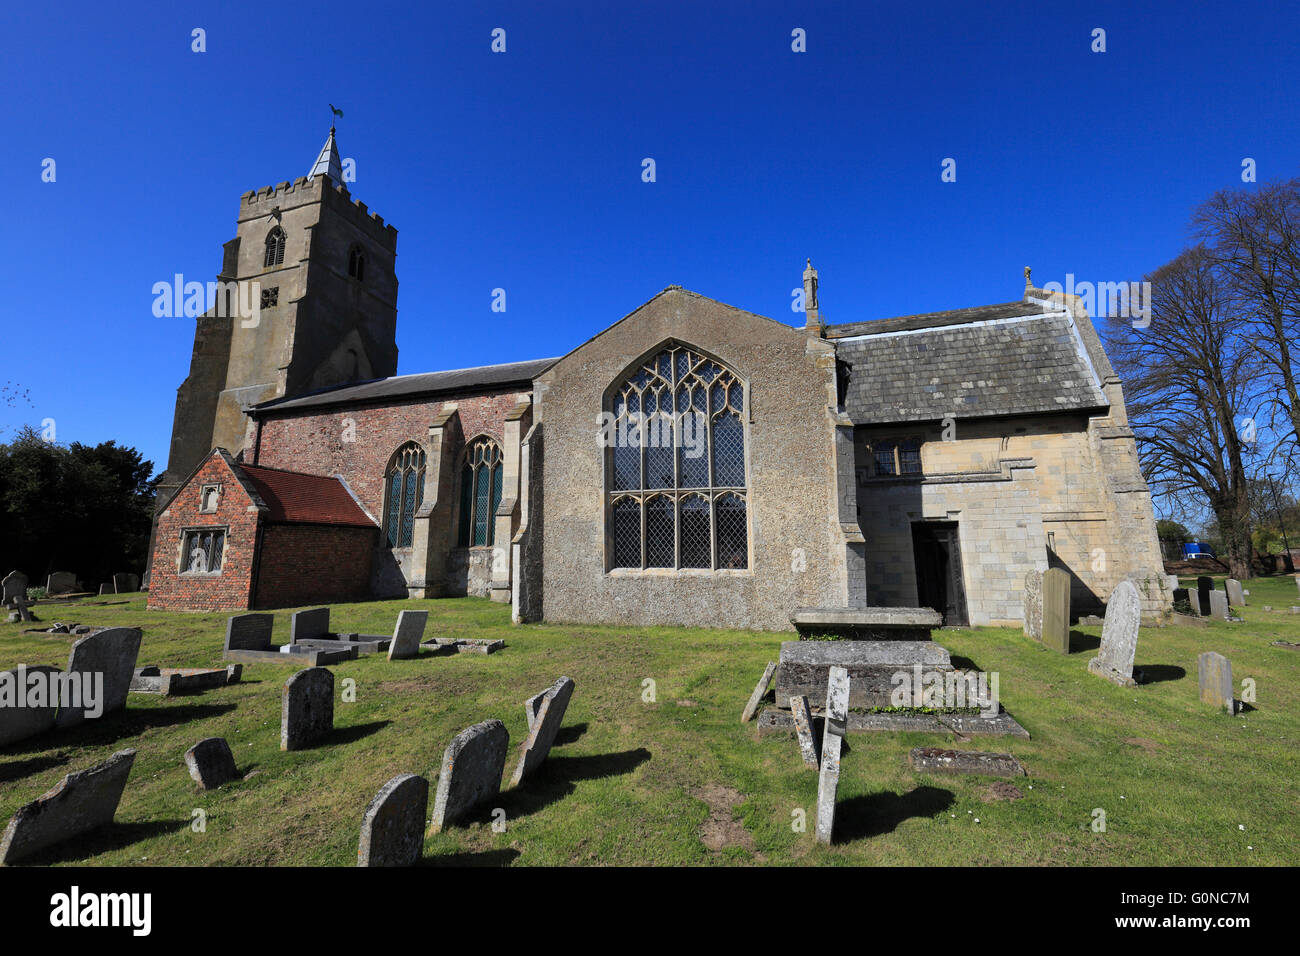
xmin=1104 ymin=246 xmax=1260 ymax=578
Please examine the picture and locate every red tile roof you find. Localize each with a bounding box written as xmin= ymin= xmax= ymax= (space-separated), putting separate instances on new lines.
xmin=237 ymin=464 xmax=377 ymax=528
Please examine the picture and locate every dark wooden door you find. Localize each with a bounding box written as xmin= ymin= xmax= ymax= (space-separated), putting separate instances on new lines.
xmin=911 ymin=522 xmax=969 ymax=626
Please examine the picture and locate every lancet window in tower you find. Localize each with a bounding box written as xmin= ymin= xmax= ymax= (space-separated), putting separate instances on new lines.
xmin=348 ymin=245 xmax=366 ymax=282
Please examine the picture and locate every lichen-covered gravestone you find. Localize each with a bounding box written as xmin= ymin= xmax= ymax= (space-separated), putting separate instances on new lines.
xmin=281 ymin=668 xmax=334 ymax=751
xmin=790 ymin=695 xmax=820 ymax=769
xmin=1224 ymin=578 xmax=1245 ymax=608
xmin=510 ymin=676 xmax=575 ymax=785
xmin=386 ymin=610 xmax=428 ymax=661
xmin=1041 ymin=567 xmax=1071 ymax=654
xmin=1087 ymin=579 xmax=1141 ymax=687
xmin=358 ymin=773 xmax=429 ymax=867
xmin=1197 ymin=652 xmax=1234 ymax=714
xmin=0 ymin=749 xmax=136 ymax=864
xmin=55 ymin=627 xmax=143 ymax=729
xmin=741 ymin=661 xmax=776 ymax=723
xmin=2 ymin=570 xmax=28 ymax=608
xmin=46 ymin=572 xmax=77 ymax=595
xmin=185 ymin=738 xmax=239 ymax=789
xmin=1022 ymin=570 xmax=1043 ymax=641
xmin=815 ymin=665 xmax=850 ymax=845
xmin=430 ymin=719 xmax=508 ymax=832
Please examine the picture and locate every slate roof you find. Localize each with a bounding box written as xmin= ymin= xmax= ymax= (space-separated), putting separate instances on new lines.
xmin=831 ymin=310 xmax=1108 ymax=424
xmin=251 ymin=357 xmax=559 ymax=414
xmin=236 ymin=464 xmax=376 ymax=527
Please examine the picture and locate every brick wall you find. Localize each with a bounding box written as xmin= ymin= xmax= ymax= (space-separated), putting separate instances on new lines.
xmin=147 ymin=452 xmax=260 ymax=612
xmin=253 ymin=523 xmax=376 ymax=608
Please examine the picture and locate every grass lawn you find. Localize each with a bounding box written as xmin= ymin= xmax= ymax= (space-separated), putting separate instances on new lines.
xmin=2 ymin=577 xmax=1298 ymax=866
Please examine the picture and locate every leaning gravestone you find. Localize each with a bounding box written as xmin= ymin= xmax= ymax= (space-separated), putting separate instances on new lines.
xmin=1196 ymin=576 xmax=1214 ymax=616
xmin=791 ymin=695 xmax=820 ymax=769
xmin=741 ymin=661 xmax=777 ymax=723
xmin=1224 ymin=578 xmax=1245 ymax=607
xmin=815 ymin=665 xmax=850 ymax=845
xmin=511 ymin=676 xmax=575 ymax=785
xmin=185 ymin=737 xmax=239 ymax=789
xmin=430 ymin=719 xmax=508 ymax=832
xmin=0 ymin=665 xmax=62 ymax=746
xmin=98 ymin=583 xmax=113 ymax=596
xmin=1087 ymin=579 xmax=1141 ymax=687
xmin=1041 ymin=567 xmax=1071 ymax=654
xmin=281 ymin=668 xmax=334 ymax=751
xmin=358 ymin=773 xmax=429 ymax=867
xmin=2 ymin=570 xmax=28 ymax=608
xmin=1197 ymin=652 xmax=1234 ymax=714
xmin=1208 ymin=590 xmax=1230 ymax=621
xmin=46 ymin=572 xmax=78 ymax=595
xmin=0 ymin=749 xmax=136 ymax=865
xmin=55 ymin=627 xmax=143 ymax=729
xmin=386 ymin=610 xmax=428 ymax=661
xmin=1022 ymin=570 xmax=1043 ymax=641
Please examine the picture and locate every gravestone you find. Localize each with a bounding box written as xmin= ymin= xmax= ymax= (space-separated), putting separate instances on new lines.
xmin=357 ymin=773 xmax=429 ymax=867
xmin=2 ymin=570 xmax=28 ymax=607
xmin=184 ymin=737 xmax=239 ymax=789
xmin=1196 ymin=576 xmax=1214 ymax=616
xmin=1197 ymin=652 xmax=1234 ymax=714
xmin=511 ymin=676 xmax=575 ymax=785
xmin=1022 ymin=570 xmax=1043 ymax=641
xmin=386 ymin=610 xmax=428 ymax=661
xmin=1173 ymin=587 xmax=1196 ymax=615
xmin=0 ymin=665 xmax=62 ymax=746
xmin=98 ymin=583 xmax=113 ymax=596
xmin=225 ymin=613 xmax=275 ymax=652
xmin=790 ymin=695 xmax=820 ymax=769
xmin=1224 ymin=578 xmax=1245 ymax=607
xmin=1208 ymin=590 xmax=1230 ymax=621
xmin=815 ymin=665 xmax=849 ymax=845
xmin=46 ymin=572 xmax=78 ymax=595
xmin=776 ymin=640 xmax=951 ymax=710
xmin=281 ymin=668 xmax=334 ymax=751
xmin=55 ymin=627 xmax=143 ymax=728
xmin=111 ymin=573 xmax=132 ymax=594
xmin=0 ymin=749 xmax=136 ymax=865
xmin=1087 ymin=579 xmax=1141 ymax=687
xmin=741 ymin=661 xmax=777 ymax=723
xmin=524 ymin=689 xmax=546 ymax=730
xmin=1164 ymin=574 xmax=1180 ymax=593
xmin=1295 ymin=575 xmax=1300 ymax=599
xmin=290 ymin=607 xmax=331 ymax=643
xmin=430 ymin=719 xmax=508 ymax=832
xmin=1041 ymin=567 xmax=1071 ymax=654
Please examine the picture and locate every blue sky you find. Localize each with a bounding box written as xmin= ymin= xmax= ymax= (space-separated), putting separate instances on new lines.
xmin=2 ymin=0 xmax=1297 ymax=489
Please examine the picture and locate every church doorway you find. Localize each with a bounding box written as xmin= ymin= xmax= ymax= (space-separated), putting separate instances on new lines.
xmin=911 ymin=521 xmax=968 ymax=626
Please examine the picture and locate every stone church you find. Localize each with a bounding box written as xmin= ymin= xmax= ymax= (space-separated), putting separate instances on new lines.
xmin=147 ymin=130 xmax=1170 ymax=629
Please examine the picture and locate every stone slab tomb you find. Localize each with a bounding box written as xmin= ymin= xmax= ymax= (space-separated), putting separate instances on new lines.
xmin=430 ymin=719 xmax=508 ymax=832
xmin=288 ymin=607 xmax=388 ymax=655
xmin=790 ymin=605 xmax=941 ymax=641
xmin=0 ymin=749 xmax=136 ymax=865
xmin=224 ymin=613 xmax=354 ymax=666
xmin=281 ymin=667 xmax=334 ymax=751
xmin=741 ymin=661 xmax=776 ymax=722
xmin=815 ymin=665 xmax=849 ymax=845
xmin=1197 ymin=652 xmax=1235 ymax=714
xmin=907 ymin=747 xmax=1026 ymax=778
xmin=757 ymin=708 xmax=1029 ymax=738
xmin=358 ymin=773 xmax=429 ymax=867
xmin=185 ymin=737 xmax=239 ymax=789
xmin=420 ymin=637 xmax=505 ymax=655
xmin=510 ymin=676 xmax=575 ymax=786
xmin=775 ymin=639 xmax=951 ymax=711
xmin=1087 ymin=579 xmax=1141 ymax=687
xmin=130 ymin=664 xmax=241 ymax=696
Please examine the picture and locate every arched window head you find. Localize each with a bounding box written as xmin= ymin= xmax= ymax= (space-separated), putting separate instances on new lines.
xmin=348 ymin=245 xmax=366 ymax=282
xmin=383 ymin=442 xmax=426 ymax=548
xmin=264 ymin=227 xmax=286 ymax=268
xmin=606 ymin=343 xmax=749 ymax=570
xmin=457 ymin=437 xmax=503 ymax=547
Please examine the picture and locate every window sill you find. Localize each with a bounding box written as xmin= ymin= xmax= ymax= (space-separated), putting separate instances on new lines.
xmin=180 ymin=571 xmax=224 ymax=578
xmin=605 ymin=567 xmax=752 ymax=578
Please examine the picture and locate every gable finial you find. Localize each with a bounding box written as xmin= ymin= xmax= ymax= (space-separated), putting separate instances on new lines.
xmin=1024 ymin=265 xmax=1032 ymax=289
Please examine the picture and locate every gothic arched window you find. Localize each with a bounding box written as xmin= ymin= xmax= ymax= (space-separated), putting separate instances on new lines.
xmin=264 ymin=227 xmax=286 ymax=268
xmin=457 ymin=437 xmax=503 ymax=547
xmin=348 ymin=245 xmax=366 ymax=281
xmin=606 ymin=343 xmax=749 ymax=570
xmin=383 ymin=442 xmax=426 ymax=548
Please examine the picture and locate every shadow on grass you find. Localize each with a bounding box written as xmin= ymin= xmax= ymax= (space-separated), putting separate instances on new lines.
xmin=1137 ymin=665 xmax=1186 ymax=684
xmin=418 ymin=848 xmax=522 ymax=867
xmin=327 ymin=720 xmax=391 ymax=746
xmin=11 ymin=819 xmax=191 ymax=865
xmin=1069 ymin=631 xmax=1101 ymax=653
xmin=833 ymin=785 xmax=955 ymax=842
xmin=554 ymin=722 xmax=588 ymax=746
xmin=0 ymin=752 xmax=70 ymax=783
xmin=489 ymin=748 xmax=652 ymax=823
xmin=1 ymin=704 xmax=239 ymax=755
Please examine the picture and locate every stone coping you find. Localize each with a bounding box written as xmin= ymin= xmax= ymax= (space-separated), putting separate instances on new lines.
xmin=756 ymin=707 xmax=1029 ymax=739
xmin=790 ymin=606 xmax=942 ymax=639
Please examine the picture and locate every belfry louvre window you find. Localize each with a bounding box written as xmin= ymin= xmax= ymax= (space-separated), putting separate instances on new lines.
xmin=264 ymin=227 xmax=286 ymax=268
xmin=607 ymin=344 xmax=749 ymax=570
xmin=384 ymin=443 xmax=426 ymax=548
xmin=457 ymin=438 xmax=503 ymax=547
xmin=181 ymin=529 xmax=225 ymax=574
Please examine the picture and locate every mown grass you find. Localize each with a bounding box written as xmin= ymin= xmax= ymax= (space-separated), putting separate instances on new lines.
xmin=1 ymin=576 xmax=1298 ymax=866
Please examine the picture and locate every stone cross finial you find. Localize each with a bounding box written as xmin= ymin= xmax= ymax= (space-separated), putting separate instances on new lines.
xmin=802 ymin=258 xmax=819 ymax=311
xmin=1024 ymin=266 xmax=1032 ymax=289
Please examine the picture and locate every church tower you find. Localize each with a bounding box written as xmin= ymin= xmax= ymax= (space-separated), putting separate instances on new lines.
xmin=151 ymin=128 xmax=399 ymax=552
